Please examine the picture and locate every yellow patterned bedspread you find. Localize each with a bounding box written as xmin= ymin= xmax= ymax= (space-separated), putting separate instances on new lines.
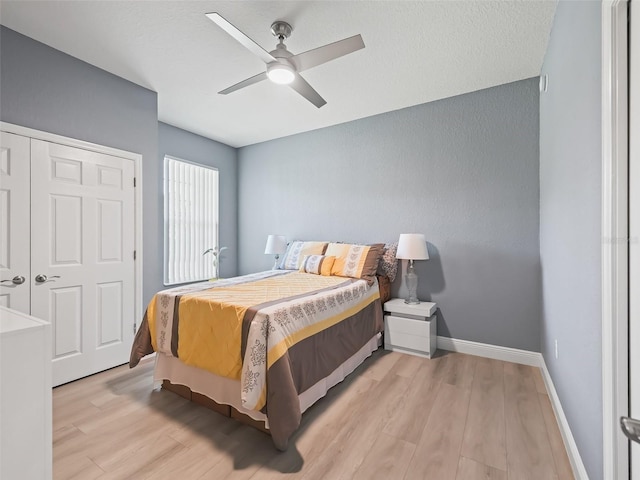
xmin=147 ymin=271 xmax=348 ymax=379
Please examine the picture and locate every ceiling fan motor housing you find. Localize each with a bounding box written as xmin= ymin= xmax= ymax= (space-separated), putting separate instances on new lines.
xmin=270 ymin=43 xmax=293 ymax=59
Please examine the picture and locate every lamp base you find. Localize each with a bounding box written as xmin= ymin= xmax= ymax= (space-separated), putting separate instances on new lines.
xmin=272 ymin=254 xmax=280 ymax=270
xmin=404 ymin=261 xmax=420 ymax=304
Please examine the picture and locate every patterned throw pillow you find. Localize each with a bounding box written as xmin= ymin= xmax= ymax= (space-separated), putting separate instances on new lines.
xmin=324 ymin=243 xmax=384 ymax=284
xmin=299 ymin=255 xmax=336 ymax=276
xmin=377 ymin=242 xmax=399 ymax=282
xmin=280 ymin=241 xmax=328 ymax=270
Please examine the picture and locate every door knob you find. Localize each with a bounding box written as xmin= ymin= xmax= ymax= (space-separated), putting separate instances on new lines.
xmin=35 ymin=274 xmax=61 ymax=284
xmin=0 ymin=275 xmax=26 ymax=285
xmin=621 ymin=417 xmax=640 ymax=444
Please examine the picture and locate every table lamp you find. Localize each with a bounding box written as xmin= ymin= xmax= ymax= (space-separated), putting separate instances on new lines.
xmin=264 ymin=235 xmax=287 ymax=269
xmin=396 ymin=233 xmax=429 ymax=304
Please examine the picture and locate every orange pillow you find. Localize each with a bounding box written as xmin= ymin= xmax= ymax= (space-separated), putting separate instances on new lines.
xmin=324 ymin=243 xmax=384 ymax=283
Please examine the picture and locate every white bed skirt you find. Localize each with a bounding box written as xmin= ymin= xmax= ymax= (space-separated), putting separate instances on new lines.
xmin=154 ymin=333 xmax=382 ymax=427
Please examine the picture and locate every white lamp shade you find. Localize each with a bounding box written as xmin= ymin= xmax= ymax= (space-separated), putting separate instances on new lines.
xmin=264 ymin=235 xmax=287 ymax=255
xmin=396 ymin=233 xmax=429 ymax=260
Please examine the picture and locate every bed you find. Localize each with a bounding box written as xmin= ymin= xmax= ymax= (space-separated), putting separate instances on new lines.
xmin=130 ymin=241 xmax=394 ymax=450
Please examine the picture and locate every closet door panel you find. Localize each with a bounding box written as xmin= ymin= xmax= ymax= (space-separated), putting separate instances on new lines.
xmin=0 ymin=132 xmax=30 ymax=313
xmin=30 ymin=139 xmax=135 ymax=386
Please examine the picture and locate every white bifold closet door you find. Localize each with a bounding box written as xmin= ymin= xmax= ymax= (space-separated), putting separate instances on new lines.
xmin=0 ymin=132 xmax=30 ymax=312
xmin=0 ymin=132 xmax=136 ymax=386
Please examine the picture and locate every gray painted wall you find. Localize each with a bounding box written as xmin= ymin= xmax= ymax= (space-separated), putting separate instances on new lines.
xmin=0 ymin=26 xmax=161 ymax=306
xmin=158 ymin=122 xmax=238 ymax=278
xmin=539 ymin=1 xmax=602 ymax=478
xmin=238 ymin=78 xmax=541 ymax=352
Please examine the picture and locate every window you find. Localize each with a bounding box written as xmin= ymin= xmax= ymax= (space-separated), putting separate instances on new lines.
xmin=164 ymin=156 xmax=219 ymax=285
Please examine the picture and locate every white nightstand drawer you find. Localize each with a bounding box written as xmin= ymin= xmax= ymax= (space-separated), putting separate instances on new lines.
xmin=385 ymin=314 xmax=430 ymax=337
xmin=385 ymin=329 xmax=430 ymax=353
xmin=384 ymin=312 xmax=437 ymax=358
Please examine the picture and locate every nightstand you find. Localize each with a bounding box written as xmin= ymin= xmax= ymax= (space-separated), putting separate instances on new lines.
xmin=383 ymin=298 xmax=437 ymax=359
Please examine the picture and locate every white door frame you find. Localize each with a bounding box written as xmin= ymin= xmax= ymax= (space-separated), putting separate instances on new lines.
xmin=0 ymin=121 xmax=144 ymax=334
xmin=630 ymin=0 xmax=640 ymax=477
xmin=602 ymin=1 xmax=629 ymax=479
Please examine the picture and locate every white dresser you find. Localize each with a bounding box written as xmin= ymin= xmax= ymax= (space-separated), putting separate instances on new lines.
xmin=383 ymin=298 xmax=438 ymax=359
xmin=1 ymin=306 xmax=52 ymax=480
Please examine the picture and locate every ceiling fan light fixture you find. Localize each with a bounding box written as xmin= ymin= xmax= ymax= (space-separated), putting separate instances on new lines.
xmin=206 ymin=13 xmax=364 ymax=107
xmin=267 ymin=63 xmax=295 ymax=85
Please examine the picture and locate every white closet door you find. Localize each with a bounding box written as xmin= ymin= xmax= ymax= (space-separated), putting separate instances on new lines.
xmin=30 ymin=139 xmax=136 ymax=386
xmin=0 ymin=132 xmax=30 ymax=313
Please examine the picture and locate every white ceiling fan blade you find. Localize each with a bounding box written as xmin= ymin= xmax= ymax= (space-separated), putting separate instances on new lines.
xmin=289 ymin=74 xmax=327 ymax=108
xmin=219 ymin=72 xmax=268 ymax=95
xmin=289 ymin=35 xmax=365 ymax=72
xmin=206 ymin=12 xmax=276 ymax=64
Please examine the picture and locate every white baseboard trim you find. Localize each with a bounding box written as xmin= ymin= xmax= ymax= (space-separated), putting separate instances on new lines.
xmin=436 ymin=335 xmax=540 ymax=366
xmin=539 ymin=357 xmax=590 ymax=480
xmin=436 ymin=335 xmax=588 ymax=480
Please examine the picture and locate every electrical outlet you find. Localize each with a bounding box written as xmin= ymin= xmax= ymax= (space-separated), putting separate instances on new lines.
xmin=555 ymin=339 xmax=558 ymax=359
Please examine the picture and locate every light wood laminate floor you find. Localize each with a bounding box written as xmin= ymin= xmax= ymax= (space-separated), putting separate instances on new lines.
xmin=53 ymin=349 xmax=574 ymax=479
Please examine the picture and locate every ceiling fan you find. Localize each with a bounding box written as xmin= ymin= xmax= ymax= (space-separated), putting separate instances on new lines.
xmin=205 ymin=13 xmax=365 ymax=108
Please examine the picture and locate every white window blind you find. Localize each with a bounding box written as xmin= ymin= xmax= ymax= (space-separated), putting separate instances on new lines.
xmin=164 ymin=156 xmax=219 ymax=285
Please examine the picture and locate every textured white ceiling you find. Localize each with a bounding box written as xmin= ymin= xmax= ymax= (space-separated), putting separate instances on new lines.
xmin=0 ymin=1 xmax=556 ymax=147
